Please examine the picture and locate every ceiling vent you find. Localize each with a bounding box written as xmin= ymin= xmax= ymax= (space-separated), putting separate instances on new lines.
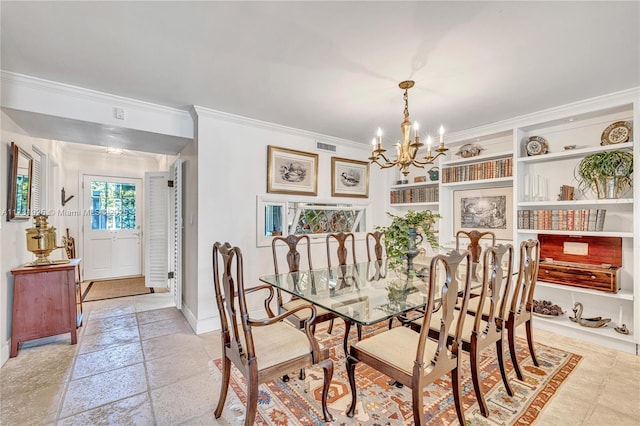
xmin=316 ymin=141 xmax=337 ymax=152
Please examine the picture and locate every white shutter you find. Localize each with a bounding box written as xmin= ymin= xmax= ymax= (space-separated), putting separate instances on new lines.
xmin=169 ymin=159 xmax=182 ymax=309
xmin=31 ymin=156 xmax=41 ymax=211
xmin=144 ymin=172 xmax=169 ymax=287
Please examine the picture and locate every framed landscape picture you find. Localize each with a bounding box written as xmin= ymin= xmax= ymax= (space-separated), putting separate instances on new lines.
xmin=331 ymin=157 xmax=369 ymax=198
xmin=453 ymin=186 xmax=513 ymax=240
xmin=267 ymin=146 xmax=318 ymax=196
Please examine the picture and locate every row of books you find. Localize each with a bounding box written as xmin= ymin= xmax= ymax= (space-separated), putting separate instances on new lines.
xmin=390 ymin=187 xmax=439 ymax=204
xmin=517 ymin=209 xmax=606 ymax=231
xmin=442 ymin=157 xmax=513 ymax=183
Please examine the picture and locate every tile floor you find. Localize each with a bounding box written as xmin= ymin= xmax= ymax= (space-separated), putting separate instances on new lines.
xmin=1 ymin=292 xmax=639 ymax=425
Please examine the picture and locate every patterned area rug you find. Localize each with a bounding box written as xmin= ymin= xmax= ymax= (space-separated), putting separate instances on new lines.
xmin=210 ymin=322 xmax=581 ymax=425
xmin=81 ymin=276 xmax=168 ymax=302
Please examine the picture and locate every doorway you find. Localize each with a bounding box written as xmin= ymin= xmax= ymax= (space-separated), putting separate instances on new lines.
xmin=82 ymin=174 xmax=142 ymax=280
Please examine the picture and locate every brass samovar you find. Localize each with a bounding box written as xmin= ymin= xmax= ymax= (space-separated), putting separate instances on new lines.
xmin=25 ymin=214 xmax=68 ymax=266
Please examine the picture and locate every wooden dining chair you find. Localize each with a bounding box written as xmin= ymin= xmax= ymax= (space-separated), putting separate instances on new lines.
xmin=345 ymin=249 xmax=473 ymax=426
xmin=366 ymin=230 xmax=385 ymax=261
xmin=212 ymin=242 xmax=334 ymax=425
xmin=506 ymin=238 xmax=541 ymax=381
xmin=326 ymin=231 xmax=357 ymax=267
xmin=326 ymin=231 xmax=362 ymax=341
xmin=272 ymin=234 xmax=336 ymax=335
xmin=415 ymin=243 xmax=515 ymax=418
xmin=456 ymin=230 xmax=496 ymax=283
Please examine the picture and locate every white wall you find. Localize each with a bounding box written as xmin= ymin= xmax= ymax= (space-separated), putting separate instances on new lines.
xmin=188 ymin=107 xmax=388 ymax=333
xmin=0 ymin=111 xmax=63 ymax=365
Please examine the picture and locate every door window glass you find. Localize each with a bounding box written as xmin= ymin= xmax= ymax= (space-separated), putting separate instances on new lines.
xmin=90 ymin=181 xmax=137 ymax=230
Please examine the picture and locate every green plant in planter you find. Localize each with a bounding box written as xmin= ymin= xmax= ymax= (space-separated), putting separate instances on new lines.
xmin=575 ymin=150 xmax=633 ymax=199
xmin=376 ymin=209 xmax=441 ymax=268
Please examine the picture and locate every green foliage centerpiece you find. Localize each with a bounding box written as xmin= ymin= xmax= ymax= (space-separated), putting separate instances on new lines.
xmin=575 ymin=150 xmax=633 ymax=199
xmin=377 ymin=210 xmax=441 ymax=270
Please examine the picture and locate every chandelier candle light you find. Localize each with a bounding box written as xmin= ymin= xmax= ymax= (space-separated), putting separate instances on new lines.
xmin=369 ymin=80 xmax=448 ymax=176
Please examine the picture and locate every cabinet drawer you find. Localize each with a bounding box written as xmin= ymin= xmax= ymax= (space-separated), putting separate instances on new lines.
xmin=538 ymin=263 xmax=620 ymax=293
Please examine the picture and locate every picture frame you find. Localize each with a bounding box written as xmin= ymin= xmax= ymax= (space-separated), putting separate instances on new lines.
xmin=453 ymin=186 xmax=513 ymax=240
xmin=331 ymin=157 xmax=369 ymax=198
xmin=267 ymin=145 xmax=318 ymax=196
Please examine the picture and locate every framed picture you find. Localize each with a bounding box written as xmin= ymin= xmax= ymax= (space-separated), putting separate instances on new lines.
xmin=267 ymin=146 xmax=318 ymax=196
xmin=331 ymin=157 xmax=369 ymax=198
xmin=453 ymin=186 xmax=513 ymax=240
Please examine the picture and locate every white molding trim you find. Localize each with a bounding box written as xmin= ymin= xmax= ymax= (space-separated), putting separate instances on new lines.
xmin=181 ymin=303 xmax=221 ymax=335
xmin=447 ymin=87 xmax=640 ymax=143
xmin=191 ymin=105 xmax=368 ymax=150
xmin=1 ymin=338 xmax=10 ymax=367
xmin=1 ymin=71 xmax=193 ymax=139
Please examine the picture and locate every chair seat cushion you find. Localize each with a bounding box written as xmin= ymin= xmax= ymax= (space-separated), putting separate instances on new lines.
xmin=283 ymin=298 xmax=332 ymax=320
xmin=253 ymin=322 xmax=312 ymax=370
xmin=352 ymin=326 xmax=437 ymax=376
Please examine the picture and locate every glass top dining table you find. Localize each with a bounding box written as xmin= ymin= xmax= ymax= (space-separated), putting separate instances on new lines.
xmin=259 ymin=258 xmax=444 ymax=354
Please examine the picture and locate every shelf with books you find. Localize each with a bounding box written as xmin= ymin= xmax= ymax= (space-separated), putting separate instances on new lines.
xmin=518 ymin=199 xmax=633 ymax=207
xmin=441 ymin=156 xmax=513 ymax=184
xmin=389 ymin=183 xmax=439 ymax=205
xmin=441 ymin=176 xmax=513 ymax=188
xmin=517 ymin=229 xmax=633 ymax=238
xmin=441 ymin=149 xmax=513 ymax=166
xmin=390 ymin=201 xmax=439 ymax=207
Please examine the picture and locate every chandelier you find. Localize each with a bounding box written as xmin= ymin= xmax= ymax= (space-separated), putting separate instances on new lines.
xmin=368 ymin=80 xmax=447 ymax=176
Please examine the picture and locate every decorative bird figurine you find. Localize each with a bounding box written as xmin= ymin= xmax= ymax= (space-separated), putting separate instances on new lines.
xmin=569 ymin=302 xmax=611 ymax=328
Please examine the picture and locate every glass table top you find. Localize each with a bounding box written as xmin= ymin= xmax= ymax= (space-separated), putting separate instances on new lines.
xmin=259 ymin=260 xmax=443 ymax=326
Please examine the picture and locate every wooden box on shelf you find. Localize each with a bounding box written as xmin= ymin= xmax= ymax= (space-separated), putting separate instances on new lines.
xmin=538 ymin=234 xmax=621 ymax=293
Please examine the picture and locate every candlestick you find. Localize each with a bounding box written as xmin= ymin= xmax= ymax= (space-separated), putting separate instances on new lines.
xmin=426 ymin=136 xmax=432 ymax=156
xmin=439 ymin=125 xmax=444 ymax=144
xmin=414 ymin=121 xmax=419 ymax=139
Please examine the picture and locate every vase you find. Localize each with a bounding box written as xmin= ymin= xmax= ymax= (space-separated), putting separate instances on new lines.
xmin=594 ymin=176 xmax=626 ymax=199
xmin=406 ymin=228 xmax=423 ymax=271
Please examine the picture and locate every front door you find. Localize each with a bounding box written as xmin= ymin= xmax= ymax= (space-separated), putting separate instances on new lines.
xmin=83 ymin=175 xmax=142 ymax=280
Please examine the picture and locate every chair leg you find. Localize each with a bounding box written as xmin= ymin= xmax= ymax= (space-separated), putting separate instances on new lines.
xmin=451 ymin=366 xmax=467 ymax=426
xmin=214 ymin=356 xmax=231 ymax=418
xmin=508 ymin=322 xmax=524 ymax=381
xmin=245 ymin=378 xmax=258 ymax=426
xmin=346 ymin=355 xmax=358 ymax=418
xmin=496 ymin=339 xmax=513 ymax=397
xmin=411 ymin=381 xmax=425 ymax=426
xmin=319 ymin=358 xmax=334 ymax=422
xmin=327 ymin=319 xmax=334 ymax=334
xmin=356 ymin=324 xmax=362 ymax=341
xmin=299 ymin=368 xmax=305 ymax=380
xmin=525 ymin=319 xmax=539 ymax=366
xmin=282 ymin=374 xmax=290 ymax=382
xmin=470 ymin=346 xmax=489 ymax=417
xmin=388 ymin=317 xmax=394 ymax=329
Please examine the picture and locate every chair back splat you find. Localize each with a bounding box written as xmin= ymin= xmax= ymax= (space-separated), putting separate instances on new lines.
xmin=326 ymin=232 xmax=357 ymax=267
xmin=366 ymin=231 xmax=386 ymax=261
xmin=213 ymin=241 xmax=334 ymax=425
xmin=456 ymin=230 xmax=495 ymax=281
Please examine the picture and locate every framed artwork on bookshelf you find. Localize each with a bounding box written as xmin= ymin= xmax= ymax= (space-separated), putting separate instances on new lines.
xmin=453 ymin=186 xmax=513 ymax=240
xmin=331 ymin=157 xmax=369 ymax=198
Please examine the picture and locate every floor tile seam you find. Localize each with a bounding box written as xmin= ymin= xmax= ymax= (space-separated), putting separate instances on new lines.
xmin=76 ymin=334 xmax=144 ymax=357
xmin=143 ymin=358 xmax=214 ymax=392
xmin=70 ymin=355 xmax=147 ymax=381
xmin=54 ymin=335 xmax=85 ymax=423
xmin=54 ymin=390 xmax=152 ymax=424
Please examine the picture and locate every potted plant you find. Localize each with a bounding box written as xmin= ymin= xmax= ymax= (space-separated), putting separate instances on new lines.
xmin=376 ymin=209 xmax=441 ymax=269
xmin=575 ymin=150 xmax=633 ymax=199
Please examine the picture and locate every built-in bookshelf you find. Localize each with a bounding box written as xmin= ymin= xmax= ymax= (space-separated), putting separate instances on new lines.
xmin=389 ymin=182 xmax=439 ymax=205
xmin=517 ymin=208 xmax=606 ymax=232
xmin=441 ymin=154 xmax=513 ymax=183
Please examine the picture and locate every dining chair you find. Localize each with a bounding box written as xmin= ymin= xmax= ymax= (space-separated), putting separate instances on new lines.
xmin=415 ymin=243 xmax=515 ymax=418
xmin=506 ymin=238 xmax=541 ymax=381
xmin=345 ymin=249 xmax=473 ymax=426
xmin=212 ymin=242 xmax=334 ymax=425
xmin=272 ymin=234 xmax=337 ymax=335
xmin=326 ymin=231 xmax=362 ymax=341
xmin=456 ymin=230 xmax=496 ymax=283
xmin=365 ymin=230 xmax=385 ymax=261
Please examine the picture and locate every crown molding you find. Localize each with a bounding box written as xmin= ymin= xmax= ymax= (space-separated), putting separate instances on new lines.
xmin=191 ymin=105 xmax=367 ymax=150
xmin=1 ymin=71 xmax=192 ymax=118
xmin=447 ymin=87 xmax=640 ymax=143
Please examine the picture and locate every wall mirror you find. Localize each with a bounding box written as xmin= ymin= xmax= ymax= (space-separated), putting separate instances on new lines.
xmin=7 ymin=141 xmax=33 ymax=221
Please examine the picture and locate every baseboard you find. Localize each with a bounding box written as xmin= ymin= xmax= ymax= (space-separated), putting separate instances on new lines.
xmin=1 ymin=338 xmax=11 ymax=367
xmin=181 ymin=303 xmax=221 ymax=335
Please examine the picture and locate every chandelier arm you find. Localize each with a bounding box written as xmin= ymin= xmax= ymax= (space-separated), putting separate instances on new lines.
xmin=377 ymin=152 xmax=391 ymax=163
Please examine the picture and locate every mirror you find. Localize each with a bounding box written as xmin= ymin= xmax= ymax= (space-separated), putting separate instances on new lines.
xmin=7 ymin=141 xmax=33 ymax=221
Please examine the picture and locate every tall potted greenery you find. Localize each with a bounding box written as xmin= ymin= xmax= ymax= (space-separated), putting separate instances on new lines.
xmin=575 ymin=150 xmax=633 ymax=199
xmin=376 ymin=210 xmax=441 ymax=269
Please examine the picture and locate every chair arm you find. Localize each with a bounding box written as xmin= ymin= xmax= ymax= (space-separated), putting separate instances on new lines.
xmin=244 ymin=284 xmax=275 ymax=318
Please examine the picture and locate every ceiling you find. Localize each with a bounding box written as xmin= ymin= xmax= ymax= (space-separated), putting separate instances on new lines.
xmin=1 ymin=1 xmax=639 ymax=154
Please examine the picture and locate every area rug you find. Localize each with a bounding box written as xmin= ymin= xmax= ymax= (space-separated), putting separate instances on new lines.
xmin=81 ymin=276 xmax=168 ymax=302
xmin=210 ymin=322 xmax=581 ymax=425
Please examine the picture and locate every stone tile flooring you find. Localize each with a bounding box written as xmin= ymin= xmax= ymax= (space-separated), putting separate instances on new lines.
xmin=1 ymin=292 xmax=639 ymax=425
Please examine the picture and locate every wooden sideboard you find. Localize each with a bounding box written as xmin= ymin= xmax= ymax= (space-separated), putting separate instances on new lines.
xmin=10 ymin=258 xmax=82 ymax=357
